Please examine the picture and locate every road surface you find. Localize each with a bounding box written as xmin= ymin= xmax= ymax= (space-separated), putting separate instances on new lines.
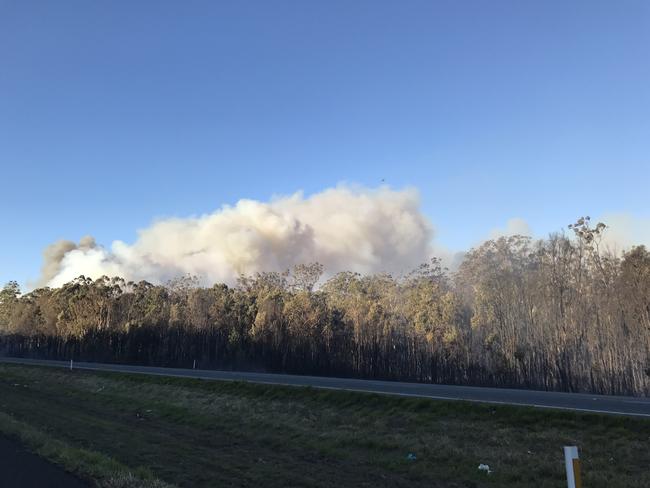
xmin=1 ymin=357 xmax=649 ymax=417
xmin=0 ymin=435 xmax=88 ymax=488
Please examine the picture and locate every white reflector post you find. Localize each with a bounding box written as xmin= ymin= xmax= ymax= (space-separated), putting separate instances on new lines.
xmin=564 ymin=446 xmax=582 ymax=488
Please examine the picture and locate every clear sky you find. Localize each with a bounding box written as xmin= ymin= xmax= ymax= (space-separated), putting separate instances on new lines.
xmin=1 ymin=1 xmax=649 ymax=286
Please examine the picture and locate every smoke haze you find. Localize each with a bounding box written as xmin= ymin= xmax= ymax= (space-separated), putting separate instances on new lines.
xmin=489 ymin=218 xmax=532 ymax=239
xmin=597 ymin=213 xmax=650 ymax=254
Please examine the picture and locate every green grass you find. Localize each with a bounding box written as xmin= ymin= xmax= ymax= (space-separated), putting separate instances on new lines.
xmin=0 ymin=364 xmax=648 ymax=487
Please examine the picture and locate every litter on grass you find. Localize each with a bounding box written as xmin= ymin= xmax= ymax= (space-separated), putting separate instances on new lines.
xmin=478 ymin=464 xmax=492 ymax=474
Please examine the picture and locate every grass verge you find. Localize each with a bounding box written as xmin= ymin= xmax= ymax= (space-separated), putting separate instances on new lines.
xmin=0 ymin=410 xmax=173 ymax=487
xmin=0 ymin=363 xmax=648 ymax=487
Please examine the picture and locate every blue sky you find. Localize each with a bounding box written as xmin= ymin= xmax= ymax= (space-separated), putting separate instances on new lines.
xmin=1 ymin=1 xmax=649 ymax=286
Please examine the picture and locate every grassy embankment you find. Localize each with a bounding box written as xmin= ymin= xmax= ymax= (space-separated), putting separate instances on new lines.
xmin=0 ymin=364 xmax=648 ymax=488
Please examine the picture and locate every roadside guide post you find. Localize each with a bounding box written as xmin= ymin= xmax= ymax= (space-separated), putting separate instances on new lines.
xmin=564 ymin=446 xmax=582 ymax=488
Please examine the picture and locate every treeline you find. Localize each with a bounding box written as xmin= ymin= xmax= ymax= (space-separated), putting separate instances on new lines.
xmin=1 ymin=218 xmax=648 ymax=395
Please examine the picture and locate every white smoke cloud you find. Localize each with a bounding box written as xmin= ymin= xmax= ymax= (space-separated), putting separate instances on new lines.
xmin=43 ymin=185 xmax=434 ymax=287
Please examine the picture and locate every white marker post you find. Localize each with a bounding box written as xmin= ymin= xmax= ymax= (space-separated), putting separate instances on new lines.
xmin=564 ymin=446 xmax=582 ymax=488
xmin=193 ymin=359 xmax=196 ymax=370
xmin=70 ymin=359 xmax=73 ymax=371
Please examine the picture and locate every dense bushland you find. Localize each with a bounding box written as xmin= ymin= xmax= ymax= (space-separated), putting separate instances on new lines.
xmin=1 ymin=218 xmax=649 ymax=395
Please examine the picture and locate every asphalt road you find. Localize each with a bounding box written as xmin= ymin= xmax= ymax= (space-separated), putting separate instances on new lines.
xmin=2 ymin=357 xmax=649 ymax=417
xmin=0 ymin=435 xmax=88 ymax=488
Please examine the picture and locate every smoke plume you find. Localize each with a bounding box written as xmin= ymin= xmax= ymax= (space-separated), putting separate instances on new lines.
xmin=39 ymin=236 xmax=98 ymax=286
xmin=41 ymin=186 xmax=434 ymax=287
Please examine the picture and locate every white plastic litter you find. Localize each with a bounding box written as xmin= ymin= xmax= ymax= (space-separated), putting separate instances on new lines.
xmin=478 ymin=464 xmax=492 ymax=474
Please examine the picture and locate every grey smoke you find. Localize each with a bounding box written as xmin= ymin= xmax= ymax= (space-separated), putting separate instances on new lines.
xmin=38 ymin=235 xmax=98 ymax=287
